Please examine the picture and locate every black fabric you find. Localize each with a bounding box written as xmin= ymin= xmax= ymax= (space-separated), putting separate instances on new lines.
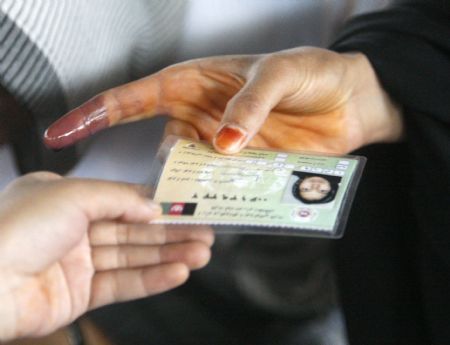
xmin=331 ymin=1 xmax=450 ymax=344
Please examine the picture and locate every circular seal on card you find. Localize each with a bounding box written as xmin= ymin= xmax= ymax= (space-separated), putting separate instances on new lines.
xmin=291 ymin=207 xmax=318 ymax=222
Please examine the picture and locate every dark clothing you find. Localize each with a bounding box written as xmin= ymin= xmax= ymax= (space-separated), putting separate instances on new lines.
xmin=331 ymin=0 xmax=450 ymax=344
xmin=91 ymin=236 xmax=341 ymax=345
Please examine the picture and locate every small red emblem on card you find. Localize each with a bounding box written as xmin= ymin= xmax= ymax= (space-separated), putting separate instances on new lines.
xmin=169 ymin=203 xmax=185 ymax=215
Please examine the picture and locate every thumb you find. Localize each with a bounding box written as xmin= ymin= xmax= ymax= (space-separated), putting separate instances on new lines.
xmin=212 ymin=63 xmax=289 ymax=154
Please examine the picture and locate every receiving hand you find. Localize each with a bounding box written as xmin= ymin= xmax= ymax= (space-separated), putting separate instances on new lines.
xmin=0 ymin=172 xmax=213 ymax=341
xmin=44 ymin=47 xmax=403 ymax=154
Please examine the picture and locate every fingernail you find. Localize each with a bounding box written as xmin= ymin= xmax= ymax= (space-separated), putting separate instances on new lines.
xmin=214 ymin=125 xmax=247 ymax=153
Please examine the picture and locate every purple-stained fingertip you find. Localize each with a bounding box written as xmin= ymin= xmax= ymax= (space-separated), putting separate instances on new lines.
xmin=44 ymin=96 xmax=109 ymax=149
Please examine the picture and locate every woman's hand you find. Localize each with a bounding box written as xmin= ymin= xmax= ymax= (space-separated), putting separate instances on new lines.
xmin=0 ymin=172 xmax=213 ymax=341
xmin=44 ymin=47 xmax=403 ymax=154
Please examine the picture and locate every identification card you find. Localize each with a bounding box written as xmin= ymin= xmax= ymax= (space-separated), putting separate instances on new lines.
xmin=149 ymin=136 xmax=365 ymax=237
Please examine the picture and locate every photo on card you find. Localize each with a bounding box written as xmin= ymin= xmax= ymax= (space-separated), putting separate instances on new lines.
xmin=282 ymin=171 xmax=342 ymax=209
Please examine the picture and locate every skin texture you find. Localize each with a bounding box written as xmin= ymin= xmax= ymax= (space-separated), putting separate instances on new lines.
xmin=0 ymin=172 xmax=213 ymax=341
xmin=44 ymin=47 xmax=403 ymax=155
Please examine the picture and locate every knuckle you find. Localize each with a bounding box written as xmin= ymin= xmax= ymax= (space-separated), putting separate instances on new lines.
xmin=259 ymin=53 xmax=296 ymax=77
xmin=115 ymin=223 xmax=129 ymax=244
xmin=118 ymin=248 xmax=130 ymax=268
xmin=232 ymin=92 xmax=263 ymax=115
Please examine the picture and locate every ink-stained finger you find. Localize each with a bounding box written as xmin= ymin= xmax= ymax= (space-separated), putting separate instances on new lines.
xmin=213 ymin=61 xmax=289 ymax=154
xmin=44 ymin=76 xmax=163 ymax=149
xmin=44 ymin=55 xmax=255 ymax=150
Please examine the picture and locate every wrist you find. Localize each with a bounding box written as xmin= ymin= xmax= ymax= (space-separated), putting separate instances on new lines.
xmin=344 ymin=52 xmax=404 ymax=147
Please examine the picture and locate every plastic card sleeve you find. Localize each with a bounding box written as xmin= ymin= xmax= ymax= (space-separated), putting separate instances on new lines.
xmin=148 ymin=136 xmax=366 ymax=238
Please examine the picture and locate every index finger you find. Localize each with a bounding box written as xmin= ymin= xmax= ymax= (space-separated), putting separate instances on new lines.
xmin=44 ymin=75 xmax=163 ymax=150
xmin=44 ymin=56 xmax=256 ymax=150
